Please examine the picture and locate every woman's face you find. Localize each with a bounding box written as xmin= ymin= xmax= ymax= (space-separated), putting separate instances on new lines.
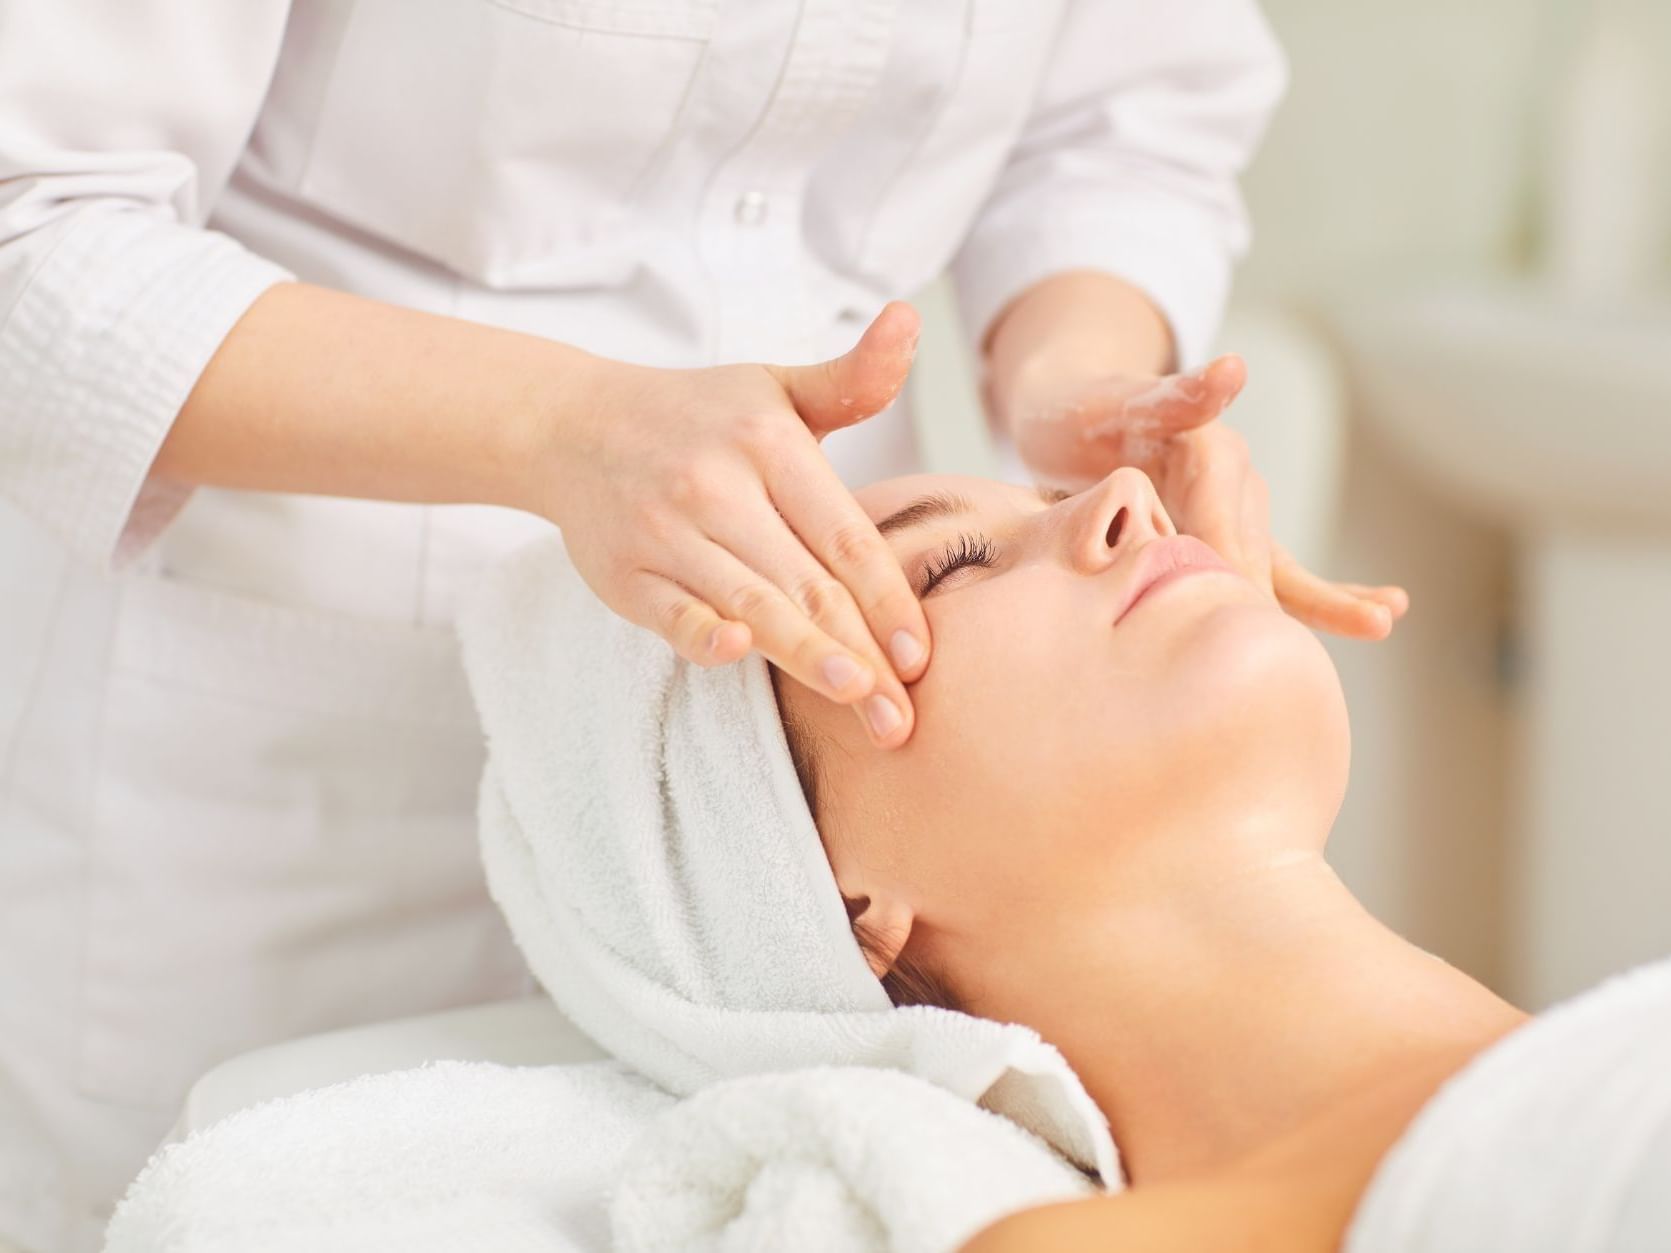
xmin=777 ymin=468 xmax=1351 ymax=993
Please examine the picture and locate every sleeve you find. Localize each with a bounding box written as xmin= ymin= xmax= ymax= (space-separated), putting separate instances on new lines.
xmin=950 ymin=0 xmax=1289 ymax=372
xmin=0 ymin=1 xmax=298 ymax=568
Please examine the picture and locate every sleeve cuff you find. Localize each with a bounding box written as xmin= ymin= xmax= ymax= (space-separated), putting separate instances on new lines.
xmin=951 ymin=205 xmax=1235 ymax=374
xmin=0 ymin=207 xmax=294 ymax=569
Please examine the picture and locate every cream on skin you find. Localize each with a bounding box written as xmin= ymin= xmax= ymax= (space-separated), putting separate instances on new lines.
xmin=777 ymin=467 xmax=1526 ymax=1203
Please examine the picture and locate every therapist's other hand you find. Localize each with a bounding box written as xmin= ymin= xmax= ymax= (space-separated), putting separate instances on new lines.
xmin=1010 ymin=355 xmax=1409 ymax=641
xmin=532 ymin=303 xmax=929 ymax=749
xmin=1153 ymin=416 xmax=1409 ymax=640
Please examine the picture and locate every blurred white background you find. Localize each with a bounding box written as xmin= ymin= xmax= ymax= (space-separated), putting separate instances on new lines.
xmin=912 ymin=0 xmax=1671 ymax=1008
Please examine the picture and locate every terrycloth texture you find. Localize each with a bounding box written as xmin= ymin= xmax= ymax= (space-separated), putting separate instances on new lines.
xmin=102 ymin=1060 xmax=1093 ymax=1253
xmin=458 ymin=535 xmax=1120 ymax=1183
xmin=102 ymin=1060 xmax=672 ymax=1253
xmin=1347 ymin=955 xmax=1671 ymax=1253
xmin=612 ymin=1067 xmax=1093 ymax=1253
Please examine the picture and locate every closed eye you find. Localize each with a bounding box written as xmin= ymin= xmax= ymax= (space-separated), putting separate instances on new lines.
xmin=907 ymin=485 xmax=1067 ymax=597
xmin=919 ymin=532 xmax=998 ymax=597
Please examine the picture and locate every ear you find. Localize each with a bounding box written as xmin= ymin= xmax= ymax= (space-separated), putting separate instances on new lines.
xmin=844 ymin=893 xmax=915 ymax=979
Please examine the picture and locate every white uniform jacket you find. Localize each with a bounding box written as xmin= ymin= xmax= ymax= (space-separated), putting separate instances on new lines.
xmin=0 ymin=1 xmax=1285 ymax=1247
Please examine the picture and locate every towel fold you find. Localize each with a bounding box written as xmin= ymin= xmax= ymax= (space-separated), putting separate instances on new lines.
xmin=458 ymin=536 xmax=1119 ymax=1182
xmin=1346 ymin=954 xmax=1671 ymax=1253
xmin=104 ymin=1060 xmax=1092 ymax=1253
xmin=612 ymin=1067 xmax=1092 ymax=1253
xmin=103 ymin=1060 xmax=673 ymax=1253
xmin=104 ymin=535 xmax=1122 ymax=1253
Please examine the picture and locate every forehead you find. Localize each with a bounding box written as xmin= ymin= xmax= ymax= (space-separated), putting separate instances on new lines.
xmin=854 ymin=473 xmax=1038 ymax=526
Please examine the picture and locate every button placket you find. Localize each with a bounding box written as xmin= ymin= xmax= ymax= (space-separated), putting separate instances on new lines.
xmin=733 ymin=190 xmax=770 ymax=226
xmin=702 ymin=0 xmax=900 ymax=359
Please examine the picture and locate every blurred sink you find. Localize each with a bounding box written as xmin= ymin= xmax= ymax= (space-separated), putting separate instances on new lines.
xmin=1328 ymin=280 xmax=1671 ymax=1008
xmin=1333 ymin=282 xmax=1671 ymax=533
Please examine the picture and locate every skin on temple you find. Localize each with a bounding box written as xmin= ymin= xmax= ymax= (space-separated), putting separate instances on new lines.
xmin=774 ymin=467 xmax=1527 ymax=1252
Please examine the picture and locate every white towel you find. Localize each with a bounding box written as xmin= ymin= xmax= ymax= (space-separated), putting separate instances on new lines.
xmin=103 ymin=1060 xmax=1088 ymax=1253
xmin=103 ymin=1060 xmax=672 ymax=1253
xmin=612 ymin=1067 xmax=1093 ymax=1253
xmin=1346 ymin=954 xmax=1671 ymax=1253
xmin=458 ymin=536 xmax=1120 ymax=1183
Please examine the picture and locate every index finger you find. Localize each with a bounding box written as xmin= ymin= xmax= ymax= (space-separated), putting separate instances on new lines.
xmin=764 ymin=448 xmax=932 ymax=693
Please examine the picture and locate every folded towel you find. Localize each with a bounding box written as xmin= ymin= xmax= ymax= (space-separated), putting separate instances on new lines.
xmin=103 ymin=1060 xmax=1089 ymax=1253
xmin=1346 ymin=954 xmax=1671 ymax=1253
xmin=103 ymin=1060 xmax=672 ymax=1253
xmin=612 ymin=1067 xmax=1093 ymax=1253
xmin=458 ymin=537 xmax=1120 ymax=1182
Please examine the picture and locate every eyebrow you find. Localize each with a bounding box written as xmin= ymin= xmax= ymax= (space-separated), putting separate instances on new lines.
xmin=874 ymin=491 xmax=972 ymax=537
xmin=874 ymin=485 xmax=1072 ymax=538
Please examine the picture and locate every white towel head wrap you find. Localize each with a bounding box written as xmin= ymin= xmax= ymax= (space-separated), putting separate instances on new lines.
xmin=460 ymin=536 xmax=1119 ymax=1181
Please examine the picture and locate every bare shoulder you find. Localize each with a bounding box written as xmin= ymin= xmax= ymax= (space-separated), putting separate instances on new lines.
xmin=959 ymin=1169 xmax=1336 ymax=1253
xmin=960 ymin=1055 xmax=1476 ymax=1253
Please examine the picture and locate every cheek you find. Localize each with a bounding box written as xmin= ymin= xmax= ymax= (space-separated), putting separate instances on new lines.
xmin=892 ymin=576 xmax=1137 ymax=878
xmin=823 ymin=577 xmax=1351 ymax=907
xmin=897 ymin=585 xmax=1350 ymax=881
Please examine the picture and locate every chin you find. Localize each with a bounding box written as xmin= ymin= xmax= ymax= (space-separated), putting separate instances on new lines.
xmin=1165 ymin=601 xmax=1352 ymax=820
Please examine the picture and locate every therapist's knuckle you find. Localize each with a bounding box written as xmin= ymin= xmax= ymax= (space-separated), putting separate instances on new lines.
xmin=788 ymin=630 xmax=837 ymax=676
xmin=792 ymin=574 xmax=852 ymax=626
xmin=662 ymin=463 xmax=720 ymax=513
xmin=729 ymin=580 xmax=780 ymax=623
xmin=730 ymin=406 xmax=784 ymax=451
xmin=629 ymin=502 xmax=680 ymax=552
xmin=753 ymin=426 xmax=804 ymax=479
xmin=656 ymin=595 xmax=707 ymax=645
xmin=825 ymin=523 xmax=886 ymax=574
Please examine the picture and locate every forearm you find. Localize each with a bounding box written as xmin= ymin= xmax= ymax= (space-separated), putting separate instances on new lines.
xmin=154 ymin=281 xmax=589 ymax=518
xmin=982 ymin=271 xmax=1177 ymax=439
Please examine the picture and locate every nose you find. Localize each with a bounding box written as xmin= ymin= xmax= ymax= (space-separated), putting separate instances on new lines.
xmin=1067 ymin=466 xmax=1175 ymax=575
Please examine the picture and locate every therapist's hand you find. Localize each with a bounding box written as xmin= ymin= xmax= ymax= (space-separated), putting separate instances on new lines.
xmin=529 ymin=303 xmax=930 ymax=749
xmin=1008 ymin=356 xmax=1408 ymax=641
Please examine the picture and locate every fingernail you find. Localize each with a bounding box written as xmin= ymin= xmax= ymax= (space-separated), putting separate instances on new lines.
xmin=865 ymin=694 xmax=903 ymax=740
xmin=820 ymin=654 xmax=866 ymax=694
xmin=889 ymin=629 xmax=924 ymax=672
xmin=707 ymin=626 xmax=729 ymax=657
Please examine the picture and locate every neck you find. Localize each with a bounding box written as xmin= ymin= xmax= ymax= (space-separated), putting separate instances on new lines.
xmin=956 ymin=848 xmax=1526 ymax=1184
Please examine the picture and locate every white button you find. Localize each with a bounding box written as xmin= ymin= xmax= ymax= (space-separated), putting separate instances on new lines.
xmin=733 ymin=190 xmax=769 ymax=226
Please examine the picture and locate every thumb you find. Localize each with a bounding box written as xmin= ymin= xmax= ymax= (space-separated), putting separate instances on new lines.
xmin=768 ymin=301 xmax=921 ymax=438
xmin=1113 ymin=354 xmax=1248 ymax=436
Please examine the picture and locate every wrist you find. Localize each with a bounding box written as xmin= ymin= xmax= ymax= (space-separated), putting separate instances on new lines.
xmin=991 ymin=348 xmax=1106 ymax=424
xmin=984 ymin=271 xmax=1176 ymax=431
xmin=496 ymin=341 xmax=619 ymax=525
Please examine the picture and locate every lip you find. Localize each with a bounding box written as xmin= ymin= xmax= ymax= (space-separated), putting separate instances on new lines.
xmin=1111 ymin=535 xmax=1235 ymax=626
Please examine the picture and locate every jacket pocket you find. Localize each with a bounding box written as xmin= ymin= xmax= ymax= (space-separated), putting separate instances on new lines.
xmin=78 ymin=573 xmax=526 ymax=1108
xmin=300 ymin=0 xmax=717 ymax=288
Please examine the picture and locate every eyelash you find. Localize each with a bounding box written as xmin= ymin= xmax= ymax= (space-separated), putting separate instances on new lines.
xmin=920 ymin=532 xmax=998 ymax=596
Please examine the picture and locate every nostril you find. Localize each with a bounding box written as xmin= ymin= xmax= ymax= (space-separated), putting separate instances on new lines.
xmin=1105 ymin=507 xmax=1127 ymax=549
